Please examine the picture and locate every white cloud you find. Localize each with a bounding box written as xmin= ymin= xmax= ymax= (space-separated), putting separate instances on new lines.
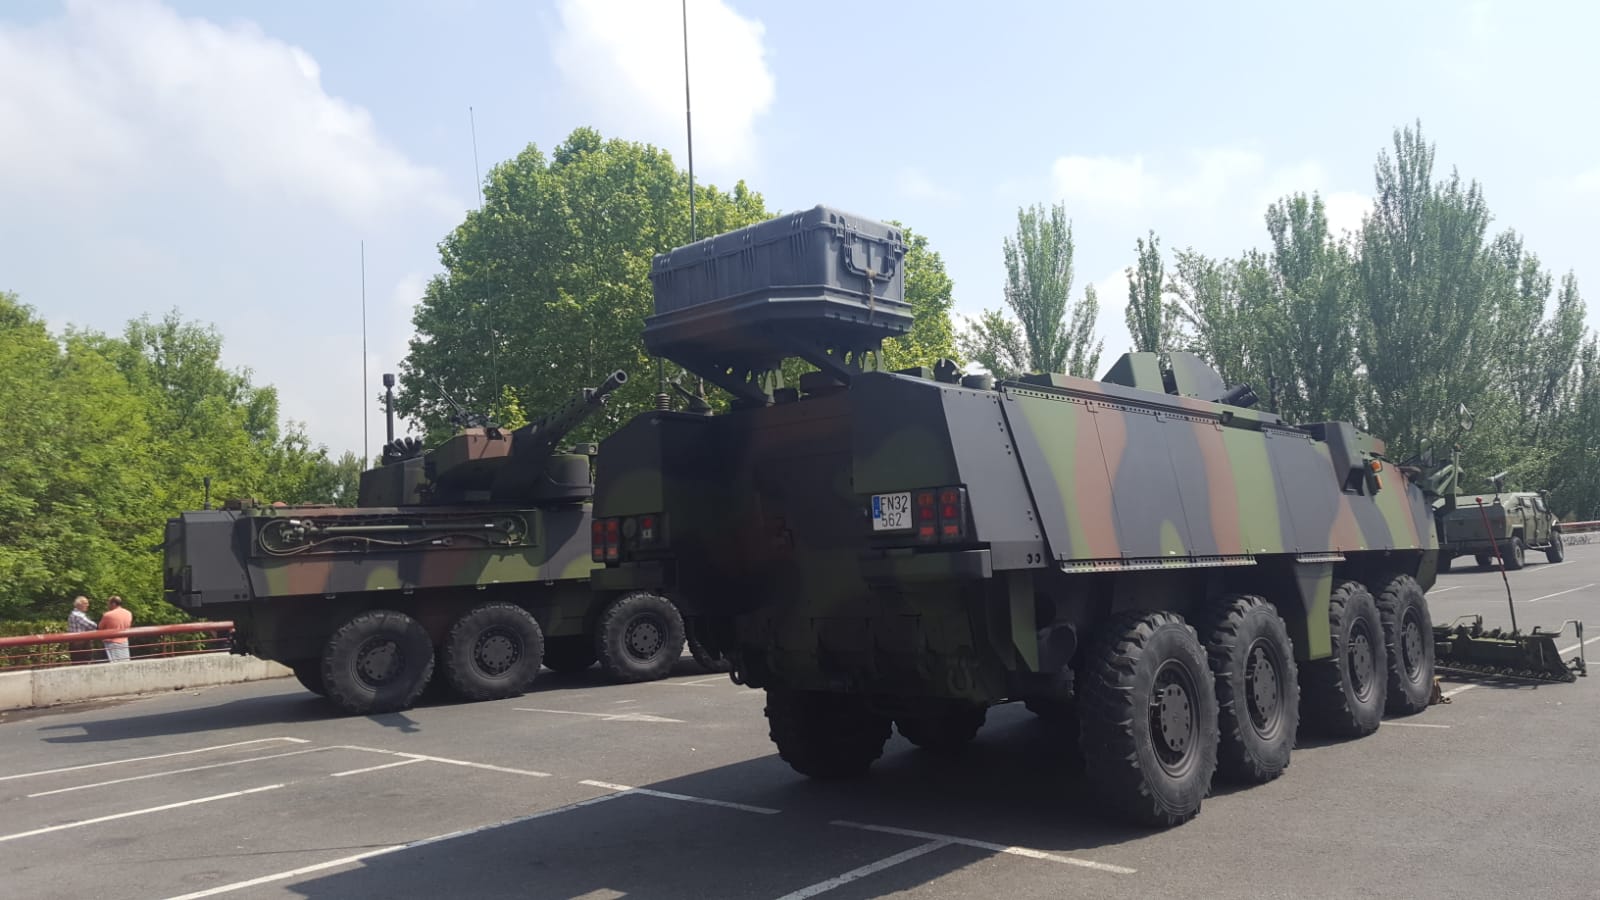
xmin=0 ymin=0 xmax=457 ymax=224
xmin=550 ymin=0 xmax=775 ymax=173
xmin=896 ymin=167 xmax=959 ymax=204
xmin=1321 ymin=191 xmax=1374 ymax=237
xmin=1575 ymin=168 xmax=1600 ymax=193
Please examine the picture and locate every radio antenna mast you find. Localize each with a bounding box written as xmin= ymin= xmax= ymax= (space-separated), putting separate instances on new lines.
xmin=361 ymin=240 xmax=369 ymax=464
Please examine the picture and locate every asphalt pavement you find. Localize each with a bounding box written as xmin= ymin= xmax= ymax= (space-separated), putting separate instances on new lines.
xmin=2 ymin=545 xmax=1597 ymax=900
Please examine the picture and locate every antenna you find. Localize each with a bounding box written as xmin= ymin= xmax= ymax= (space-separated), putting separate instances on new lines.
xmin=469 ymin=106 xmax=484 ymax=210
xmin=361 ymin=240 xmax=369 ymax=465
xmin=682 ymin=0 xmax=697 ymax=243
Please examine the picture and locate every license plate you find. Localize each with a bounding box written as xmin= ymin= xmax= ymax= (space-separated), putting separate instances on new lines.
xmin=871 ymin=492 xmax=911 ymax=531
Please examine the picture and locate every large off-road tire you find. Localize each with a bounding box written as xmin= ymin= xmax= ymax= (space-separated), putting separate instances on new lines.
xmin=765 ymin=689 xmax=892 ymax=779
xmin=290 ymin=660 xmax=326 ymax=697
xmin=1372 ymin=573 xmax=1434 ymax=716
xmin=1546 ymin=532 xmax=1565 ymax=564
xmin=441 ymin=602 xmax=545 ymax=702
xmin=321 ymin=610 xmax=435 ymax=716
xmin=541 ymin=635 xmax=597 ymax=674
xmin=1199 ymin=595 xmax=1298 ymax=784
xmin=1300 ymin=581 xmax=1387 ymax=737
xmin=685 ymin=618 xmax=732 ymax=673
xmin=1079 ymin=611 xmax=1218 ymax=827
xmin=595 ymin=592 xmax=685 ymax=683
xmin=1504 ymin=536 xmax=1526 ymax=570
xmin=894 ymin=705 xmax=987 ymax=753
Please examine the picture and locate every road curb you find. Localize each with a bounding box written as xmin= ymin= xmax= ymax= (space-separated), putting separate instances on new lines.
xmin=0 ymin=653 xmax=291 ymax=711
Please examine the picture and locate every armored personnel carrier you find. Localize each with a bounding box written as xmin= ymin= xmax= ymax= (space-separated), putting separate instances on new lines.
xmin=164 ymin=370 xmax=697 ymax=716
xmin=592 ymin=206 xmax=1442 ymax=826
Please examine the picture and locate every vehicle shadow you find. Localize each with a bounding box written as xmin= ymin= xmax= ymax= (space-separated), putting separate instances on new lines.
xmin=34 ymin=690 xmax=334 ymax=744
xmin=283 ymin=708 xmax=1151 ymax=900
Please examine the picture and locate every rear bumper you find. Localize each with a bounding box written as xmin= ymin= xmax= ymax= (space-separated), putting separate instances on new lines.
xmin=859 ymin=549 xmax=992 ymax=584
xmin=593 ymin=561 xmax=668 ymax=593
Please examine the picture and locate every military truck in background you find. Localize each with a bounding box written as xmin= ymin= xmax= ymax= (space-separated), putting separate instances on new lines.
xmin=1435 ymin=474 xmax=1564 ymax=571
xmin=163 ymin=370 xmax=702 ymax=716
xmin=592 ymin=205 xmax=1441 ymax=827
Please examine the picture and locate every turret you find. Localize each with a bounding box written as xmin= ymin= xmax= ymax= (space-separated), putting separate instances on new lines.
xmin=356 ymin=371 xmax=628 ymax=507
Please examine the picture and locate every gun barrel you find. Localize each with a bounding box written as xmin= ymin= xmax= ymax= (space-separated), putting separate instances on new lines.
xmin=595 ymin=370 xmax=627 ymax=400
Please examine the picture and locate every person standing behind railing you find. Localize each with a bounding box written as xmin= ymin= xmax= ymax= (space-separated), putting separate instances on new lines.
xmin=98 ymin=595 xmax=133 ymax=662
xmin=67 ymin=596 xmax=97 ymax=664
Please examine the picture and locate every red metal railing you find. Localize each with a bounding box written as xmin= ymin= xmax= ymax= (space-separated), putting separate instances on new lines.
xmin=0 ymin=622 xmax=234 ymax=670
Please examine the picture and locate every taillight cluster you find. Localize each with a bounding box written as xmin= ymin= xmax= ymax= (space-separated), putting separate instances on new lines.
xmin=913 ymin=486 xmax=968 ymax=544
xmin=591 ymin=513 xmax=664 ymax=562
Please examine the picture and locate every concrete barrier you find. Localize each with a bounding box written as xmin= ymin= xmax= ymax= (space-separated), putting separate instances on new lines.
xmin=0 ymin=653 xmax=291 ymax=711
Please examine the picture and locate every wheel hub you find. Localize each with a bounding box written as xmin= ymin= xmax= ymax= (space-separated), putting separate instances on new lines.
xmin=1245 ymin=640 xmax=1282 ymax=737
xmin=1349 ymin=626 xmax=1376 ymax=701
xmin=474 ymin=627 xmax=520 ymax=676
xmin=625 ymin=615 xmax=665 ymax=661
xmin=355 ymin=638 xmax=401 ymax=686
xmin=1149 ymin=660 xmax=1198 ymax=777
xmin=1400 ymin=611 xmax=1425 ymax=682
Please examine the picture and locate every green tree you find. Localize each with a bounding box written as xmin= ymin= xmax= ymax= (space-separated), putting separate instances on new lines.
xmin=1124 ymin=230 xmax=1183 ymax=360
xmin=960 ymin=202 xmax=1101 ymax=379
xmin=879 ymin=225 xmax=962 ymax=370
xmin=396 ymin=127 xmax=770 ymax=440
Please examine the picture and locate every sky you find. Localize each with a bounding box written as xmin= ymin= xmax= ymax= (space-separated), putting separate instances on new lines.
xmin=2 ymin=0 xmax=1595 ymax=463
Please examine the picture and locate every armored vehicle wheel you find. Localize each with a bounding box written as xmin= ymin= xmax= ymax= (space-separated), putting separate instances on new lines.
xmin=321 ymin=610 xmax=435 ymax=716
xmin=1546 ymin=532 xmax=1565 ymax=564
xmin=1372 ymin=574 xmax=1434 ymax=716
xmin=1200 ymin=596 xmax=1298 ymax=784
xmin=290 ymin=660 xmax=326 ymax=697
xmin=765 ymin=689 xmax=892 ymax=779
xmin=1504 ymin=536 xmax=1527 ymax=570
xmin=1475 ymin=554 xmax=1493 ymax=568
xmin=894 ymin=704 xmax=987 ymax=753
xmin=442 ymin=603 xmax=545 ymax=702
xmin=541 ymin=636 xmax=597 ymax=674
xmin=685 ymin=619 xmax=732 ymax=673
xmin=1079 ymin=611 xmax=1218 ymax=827
xmin=1300 ymin=581 xmax=1387 ymax=737
xmin=595 ymin=592 xmax=685 ymax=683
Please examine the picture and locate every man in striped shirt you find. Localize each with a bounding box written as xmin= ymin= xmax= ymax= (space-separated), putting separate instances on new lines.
xmin=67 ymin=596 xmax=96 ymax=664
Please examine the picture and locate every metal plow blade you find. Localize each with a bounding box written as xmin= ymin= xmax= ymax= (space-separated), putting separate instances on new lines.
xmin=1433 ymin=616 xmax=1587 ymax=684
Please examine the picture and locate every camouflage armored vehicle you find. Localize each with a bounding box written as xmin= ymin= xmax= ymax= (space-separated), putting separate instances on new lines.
xmin=1436 ymin=474 xmax=1563 ymax=570
xmin=164 ymin=370 xmax=698 ymax=716
xmin=592 ymin=205 xmax=1441 ymax=827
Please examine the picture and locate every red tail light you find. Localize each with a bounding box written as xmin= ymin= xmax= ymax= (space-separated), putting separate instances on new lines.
xmin=590 ymin=520 xmax=606 ymax=562
xmin=938 ymin=487 xmax=968 ymax=544
xmin=604 ymin=518 xmax=621 ymax=561
xmin=914 ymin=489 xmax=938 ymax=544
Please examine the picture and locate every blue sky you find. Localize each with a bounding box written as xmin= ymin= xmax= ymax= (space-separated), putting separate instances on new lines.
xmin=2 ymin=0 xmax=1594 ymax=462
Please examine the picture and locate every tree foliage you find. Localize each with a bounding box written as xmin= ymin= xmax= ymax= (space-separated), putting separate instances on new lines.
xmin=0 ymin=294 xmax=351 ymax=625
xmin=960 ymin=202 xmax=1101 ymax=379
xmin=1124 ymin=230 xmax=1184 ymax=362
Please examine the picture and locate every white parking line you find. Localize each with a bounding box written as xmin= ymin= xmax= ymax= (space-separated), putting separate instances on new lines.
xmin=338 ymin=746 xmax=551 ymax=778
xmin=772 ymin=840 xmax=950 ymax=899
xmin=160 ymin=791 xmax=632 ymax=900
xmin=26 ymin=747 xmax=329 ymax=798
xmin=0 ymin=785 xmax=282 ymax=844
xmin=0 ymin=738 xmax=308 ymax=783
xmin=1430 ymin=586 xmax=1462 ymax=593
xmin=1385 ymin=722 xmax=1451 ymax=729
xmin=514 ymin=707 xmax=685 ymax=723
xmin=830 ymin=821 xmax=1136 ymax=874
xmin=329 ymin=758 xmax=426 ymax=778
xmin=1442 ymin=631 xmax=1599 ymax=698
xmin=1527 ymin=583 xmax=1594 ymax=602
xmin=579 ymin=780 xmax=781 ymax=815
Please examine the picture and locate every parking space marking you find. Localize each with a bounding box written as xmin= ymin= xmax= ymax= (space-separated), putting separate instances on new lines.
xmin=1385 ymin=722 xmax=1451 ymax=729
xmin=514 ymin=707 xmax=685 ymax=723
xmin=0 ymin=784 xmax=283 ymax=844
xmin=772 ymin=840 xmax=951 ymax=900
xmin=1429 ymin=586 xmax=1461 ymax=593
xmin=579 ymin=779 xmax=781 ymax=815
xmin=1442 ymin=631 xmax=1600 ymax=698
xmin=1528 ymin=583 xmax=1594 ymax=602
xmin=830 ymin=821 xmax=1137 ymax=874
xmin=0 ymin=738 xmax=308 ymax=783
xmin=26 ymin=747 xmax=330 ymax=798
xmin=329 ymin=758 xmax=426 ymax=778
xmin=339 ymin=745 xmax=552 ymax=778
xmin=161 ymin=790 xmax=632 ymax=900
